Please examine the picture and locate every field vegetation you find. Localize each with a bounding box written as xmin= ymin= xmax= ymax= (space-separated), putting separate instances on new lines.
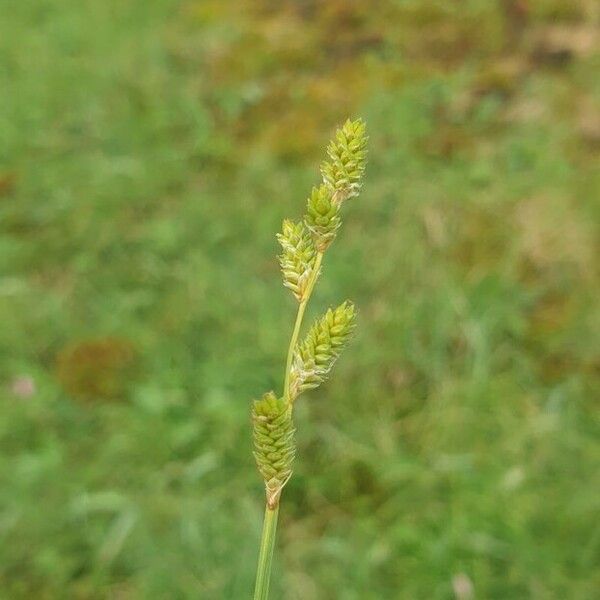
xmin=1 ymin=1 xmax=599 ymax=598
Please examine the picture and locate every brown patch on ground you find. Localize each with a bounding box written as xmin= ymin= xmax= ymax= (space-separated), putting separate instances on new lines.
xmin=515 ymin=195 xmax=596 ymax=279
xmin=56 ymin=338 xmax=138 ymax=402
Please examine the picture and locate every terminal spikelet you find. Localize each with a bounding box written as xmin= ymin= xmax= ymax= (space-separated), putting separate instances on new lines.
xmin=276 ymin=220 xmax=317 ymax=302
xmin=304 ymin=184 xmax=341 ymax=252
xmin=320 ymin=118 xmax=368 ymax=203
xmin=289 ymin=301 xmax=356 ymax=400
xmin=252 ymin=392 xmax=296 ymax=508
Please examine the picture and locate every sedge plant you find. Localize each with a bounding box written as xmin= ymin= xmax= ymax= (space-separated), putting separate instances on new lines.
xmin=252 ymin=119 xmax=368 ymax=599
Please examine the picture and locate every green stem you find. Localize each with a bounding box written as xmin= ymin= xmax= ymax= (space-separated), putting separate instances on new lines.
xmin=253 ymin=503 xmax=280 ymax=600
xmin=283 ymin=251 xmax=323 ymax=403
xmin=254 ymin=251 xmax=324 ymax=599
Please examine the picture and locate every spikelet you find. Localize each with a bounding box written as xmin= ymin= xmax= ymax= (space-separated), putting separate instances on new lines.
xmin=304 ymin=184 xmax=341 ymax=252
xmin=252 ymin=392 xmax=296 ymax=508
xmin=289 ymin=301 xmax=356 ymax=400
xmin=276 ymin=220 xmax=317 ymax=302
xmin=321 ymin=118 xmax=368 ymax=203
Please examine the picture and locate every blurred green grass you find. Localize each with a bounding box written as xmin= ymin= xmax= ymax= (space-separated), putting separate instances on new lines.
xmin=1 ymin=1 xmax=599 ymax=598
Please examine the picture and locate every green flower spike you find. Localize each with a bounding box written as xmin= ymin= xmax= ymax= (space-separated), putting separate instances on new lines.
xmin=276 ymin=219 xmax=317 ymax=302
xmin=252 ymin=392 xmax=296 ymax=508
xmin=304 ymin=184 xmax=341 ymax=252
xmin=321 ymin=118 xmax=368 ymax=203
xmin=289 ymin=301 xmax=356 ymax=400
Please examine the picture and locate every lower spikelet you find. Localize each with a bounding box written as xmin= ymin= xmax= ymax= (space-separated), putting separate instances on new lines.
xmin=289 ymin=301 xmax=356 ymax=400
xmin=252 ymin=392 xmax=296 ymax=507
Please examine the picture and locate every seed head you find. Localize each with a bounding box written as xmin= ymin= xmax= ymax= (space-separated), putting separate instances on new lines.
xmin=321 ymin=118 xmax=368 ymax=203
xmin=252 ymin=391 xmax=296 ymax=507
xmin=290 ymin=301 xmax=356 ymax=400
xmin=276 ymin=220 xmax=317 ymax=302
xmin=304 ymin=184 xmax=341 ymax=252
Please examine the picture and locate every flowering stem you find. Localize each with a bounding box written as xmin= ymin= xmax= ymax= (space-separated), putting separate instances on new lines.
xmin=283 ymin=251 xmax=323 ymax=404
xmin=253 ymin=251 xmax=323 ymax=599
xmin=253 ymin=503 xmax=279 ymax=600
xmin=251 ymin=118 xmax=367 ymax=598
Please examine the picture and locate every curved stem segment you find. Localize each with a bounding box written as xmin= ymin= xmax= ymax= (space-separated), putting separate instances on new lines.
xmin=283 ymin=251 xmax=323 ymax=403
xmin=253 ymin=503 xmax=280 ymax=600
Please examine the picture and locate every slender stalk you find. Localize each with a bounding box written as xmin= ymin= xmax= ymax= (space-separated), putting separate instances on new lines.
xmin=283 ymin=252 xmax=323 ymax=402
xmin=253 ymin=251 xmax=323 ymax=598
xmin=253 ymin=503 xmax=280 ymax=600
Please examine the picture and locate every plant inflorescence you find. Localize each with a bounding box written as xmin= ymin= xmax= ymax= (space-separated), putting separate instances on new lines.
xmin=252 ymin=119 xmax=367 ymax=599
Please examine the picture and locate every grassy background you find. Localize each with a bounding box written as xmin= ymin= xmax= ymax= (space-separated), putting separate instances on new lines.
xmin=1 ymin=1 xmax=599 ymax=598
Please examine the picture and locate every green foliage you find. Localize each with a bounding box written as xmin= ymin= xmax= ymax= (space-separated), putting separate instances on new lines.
xmin=291 ymin=301 xmax=356 ymax=400
xmin=252 ymin=392 xmax=296 ymax=508
xmin=1 ymin=1 xmax=599 ymax=598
